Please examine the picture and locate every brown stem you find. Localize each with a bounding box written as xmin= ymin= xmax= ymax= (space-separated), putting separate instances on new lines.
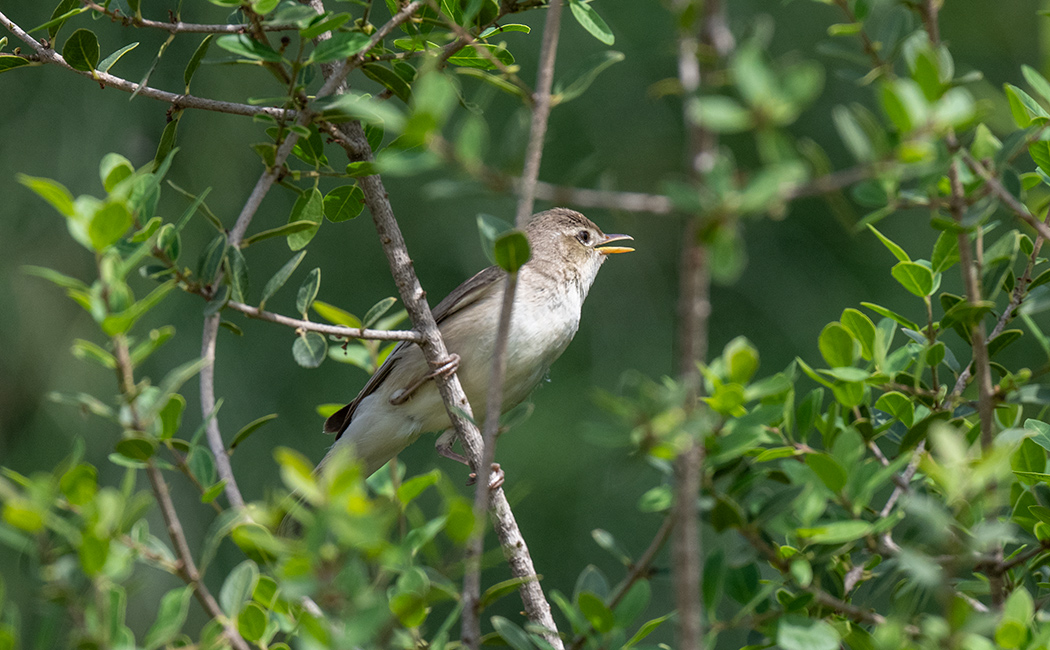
xmin=225 ymin=301 xmax=424 ymax=342
xmin=81 ymin=0 xmax=297 ymax=33
xmin=145 ymin=462 xmax=249 ymax=650
xmin=513 ymin=0 xmax=561 ymax=227
xmin=462 ymin=272 xmax=519 ymax=649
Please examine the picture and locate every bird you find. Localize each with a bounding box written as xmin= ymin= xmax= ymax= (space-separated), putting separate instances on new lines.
xmin=318 ymin=207 xmax=633 ymax=479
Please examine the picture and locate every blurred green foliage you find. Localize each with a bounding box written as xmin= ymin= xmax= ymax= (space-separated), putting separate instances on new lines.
xmin=4 ymin=0 xmax=1050 ymax=648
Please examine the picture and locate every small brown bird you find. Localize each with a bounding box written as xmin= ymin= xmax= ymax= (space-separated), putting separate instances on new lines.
xmin=320 ymin=208 xmax=633 ymax=476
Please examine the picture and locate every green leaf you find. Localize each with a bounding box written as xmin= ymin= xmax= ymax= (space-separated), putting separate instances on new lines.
xmin=102 ymin=280 xmax=177 ymax=335
xmin=447 ymin=43 xmax=515 ymax=70
xmin=866 ymin=224 xmax=910 ymax=262
xmin=227 ymin=246 xmax=249 ymax=303
xmin=477 ymin=213 xmax=513 ymax=265
xmin=796 ymin=520 xmax=873 ymax=545
xmin=624 ymin=613 xmax=672 ymax=648
xmin=72 ymin=338 xmax=116 ymax=369
xmin=312 ymin=300 xmax=362 ymax=328
xmin=300 ymin=13 xmax=352 ymax=40
xmin=689 ymin=96 xmax=752 ymax=133
xmin=219 ymin=560 xmax=259 ymax=618
xmin=17 ymin=174 xmax=75 ymax=216
xmin=60 ymin=463 xmax=98 ymax=506
xmin=396 ymin=470 xmax=440 ymax=504
xmin=891 ymin=261 xmax=935 ymax=296
xmin=308 ymin=31 xmax=371 ymax=64
xmin=237 ymin=603 xmax=267 ymax=643
xmin=323 ymin=184 xmax=365 ymax=222
xmin=875 ymin=391 xmax=915 ymax=426
xmin=0 ymin=55 xmax=30 ymax=74
xmin=293 ymin=332 xmax=327 ymax=368
xmin=494 ymin=230 xmax=531 ymax=273
xmin=805 ymin=452 xmax=847 ymax=493
xmin=818 ymin=323 xmax=855 ymax=368
xmin=144 ymin=586 xmax=192 ymax=650
xmin=490 ymin=616 xmax=534 ymax=650
xmin=862 ymin=301 xmax=920 ymax=331
xmin=363 ymin=297 xmax=398 ymax=328
xmin=116 ymin=437 xmax=156 ymax=461
xmin=79 ymin=534 xmax=109 ymax=576
xmin=553 ymin=50 xmax=624 ymax=104
xmin=154 ymin=116 xmax=181 ymax=169
xmin=296 ymin=268 xmax=321 ymax=315
xmin=215 ymin=34 xmax=283 ymax=62
xmin=1005 ymin=83 xmax=1049 ymax=128
xmin=833 ymin=105 xmax=873 ymax=162
xmin=287 ymin=188 xmax=323 ymax=251
xmin=362 ymin=63 xmax=412 ymax=103
xmin=259 ymin=251 xmax=307 ymax=309
xmin=47 ymin=0 xmax=80 ymax=39
xmin=568 ymin=0 xmax=614 ymax=45
xmin=1023 ymin=65 xmax=1050 ymax=106
xmin=184 ymin=35 xmax=213 ymax=90
xmin=230 ymin=414 xmax=278 ymax=453
xmin=723 ymin=336 xmax=759 ymax=384
xmin=577 ymin=592 xmax=615 ymax=633
xmin=159 ymin=394 xmax=185 ymax=440
xmin=63 ymin=28 xmax=100 ymax=72
xmin=98 ymin=42 xmax=139 ymax=73
xmin=241 ymin=220 xmax=318 ymax=248
xmin=99 ymin=153 xmax=134 ymax=192
xmin=840 ymin=308 xmax=876 ymax=360
xmin=614 ymin=580 xmax=650 ymax=628
xmin=777 ymin=615 xmax=841 ymax=650
xmin=88 ymin=201 xmax=133 ymax=250
xmin=931 ymin=230 xmax=960 ymax=273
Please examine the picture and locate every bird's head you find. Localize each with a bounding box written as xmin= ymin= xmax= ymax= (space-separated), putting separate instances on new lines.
xmin=524 ymin=208 xmax=633 ymax=286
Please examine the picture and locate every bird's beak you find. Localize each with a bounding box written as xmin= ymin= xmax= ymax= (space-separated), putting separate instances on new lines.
xmin=596 ymin=233 xmax=634 ymax=255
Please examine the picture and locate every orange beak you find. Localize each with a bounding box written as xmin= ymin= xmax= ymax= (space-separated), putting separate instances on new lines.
xmin=596 ymin=233 xmax=634 ymax=255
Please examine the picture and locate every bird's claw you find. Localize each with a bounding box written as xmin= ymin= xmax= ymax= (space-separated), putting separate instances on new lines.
xmin=467 ymin=463 xmax=505 ymax=490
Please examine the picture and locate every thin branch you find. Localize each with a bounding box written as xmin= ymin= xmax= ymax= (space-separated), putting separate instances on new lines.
xmin=951 ymin=208 xmax=1050 ymax=395
xmin=512 ymin=0 xmax=561 ymax=226
xmin=961 ymin=150 xmax=1050 ymax=242
xmin=0 ymin=11 xmax=294 ymax=120
xmin=832 ymin=0 xmax=889 ymax=74
xmin=145 ymin=462 xmax=250 ymax=650
xmin=196 ymin=0 xmax=427 ymax=510
xmin=463 ymin=272 xmax=519 ymax=649
xmin=81 ymin=1 xmax=297 ymax=33
xmin=878 ymin=440 xmax=925 ymax=518
xmin=225 ymin=301 xmax=424 ymax=341
xmin=568 ymin=513 xmax=677 ymax=650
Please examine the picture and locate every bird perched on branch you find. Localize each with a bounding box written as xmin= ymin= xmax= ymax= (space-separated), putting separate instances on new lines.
xmin=320 ymin=208 xmax=633 ymax=478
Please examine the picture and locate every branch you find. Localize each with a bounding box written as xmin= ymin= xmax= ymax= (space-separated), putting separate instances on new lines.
xmin=672 ymin=0 xmax=731 ymax=645
xmin=145 ymin=462 xmax=250 ymax=650
xmin=306 ymin=1 xmax=562 ymax=643
xmin=225 ymin=301 xmax=424 ymax=341
xmin=463 ymin=272 xmax=519 ymax=649
xmin=567 ymin=513 xmax=677 ymax=650
xmin=960 ymin=150 xmax=1050 ymax=242
xmin=0 ymin=10 xmax=294 ymax=121
xmin=512 ymin=0 xmax=561 ymax=226
xmin=951 ymin=208 xmax=1050 ymax=395
xmin=81 ymin=1 xmax=298 ymax=33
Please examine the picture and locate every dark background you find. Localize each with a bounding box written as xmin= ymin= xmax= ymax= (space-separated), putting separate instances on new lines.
xmin=0 ymin=0 xmax=1044 ymax=642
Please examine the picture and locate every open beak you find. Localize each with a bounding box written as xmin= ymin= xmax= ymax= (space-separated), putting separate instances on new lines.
xmin=596 ymin=233 xmax=634 ymax=255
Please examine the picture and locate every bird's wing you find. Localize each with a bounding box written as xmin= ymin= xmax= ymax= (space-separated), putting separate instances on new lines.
xmin=324 ymin=265 xmax=503 ymax=438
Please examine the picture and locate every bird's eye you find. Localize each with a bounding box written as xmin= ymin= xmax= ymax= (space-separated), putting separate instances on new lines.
xmin=577 ymin=230 xmax=591 ymax=244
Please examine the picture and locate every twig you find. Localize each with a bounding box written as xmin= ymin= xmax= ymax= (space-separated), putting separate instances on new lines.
xmin=462 ymin=272 xmax=519 ymax=648
xmin=224 ymin=301 xmax=424 ymax=341
xmin=568 ymin=513 xmax=677 ymax=650
xmin=947 ymin=158 xmax=994 ymax=451
xmin=832 ymin=0 xmax=889 ymax=74
xmin=952 ymin=208 xmax=1050 ymax=395
xmin=0 ymin=10 xmax=294 ymax=121
xmin=878 ymin=440 xmax=926 ymax=518
xmin=512 ymin=0 xmax=561 ymax=226
xmin=145 ymin=462 xmax=250 ymax=650
xmin=81 ymin=1 xmax=297 ymax=33
xmin=960 ymin=150 xmax=1050 ymax=242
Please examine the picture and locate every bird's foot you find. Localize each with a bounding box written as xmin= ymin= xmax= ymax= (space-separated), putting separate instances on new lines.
xmin=436 ymin=430 xmax=469 ymax=466
xmin=389 ymin=354 xmax=461 ymax=405
xmin=467 ymin=463 xmax=505 ymax=490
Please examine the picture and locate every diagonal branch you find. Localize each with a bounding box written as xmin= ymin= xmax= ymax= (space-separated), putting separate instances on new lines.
xmin=0 ymin=10 xmax=294 ymax=120
xmin=81 ymin=1 xmax=297 ymax=33
xmin=225 ymin=301 xmax=424 ymax=342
